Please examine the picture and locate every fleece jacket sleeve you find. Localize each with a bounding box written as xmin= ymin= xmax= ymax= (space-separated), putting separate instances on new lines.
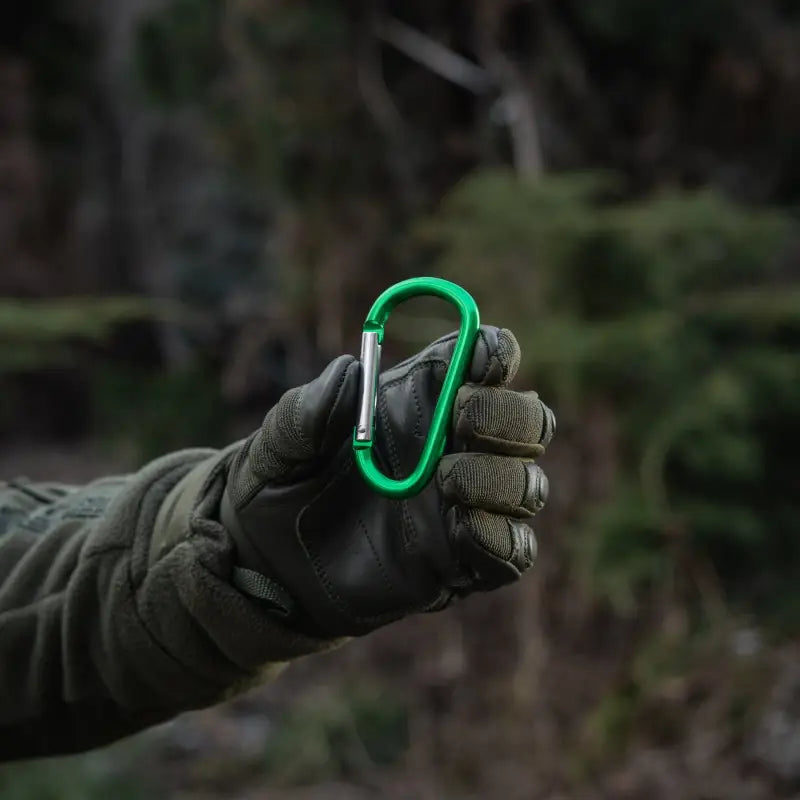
xmin=0 ymin=448 xmax=337 ymax=761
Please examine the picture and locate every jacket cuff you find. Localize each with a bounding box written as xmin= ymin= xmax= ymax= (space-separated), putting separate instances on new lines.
xmin=145 ymin=448 xmax=343 ymax=694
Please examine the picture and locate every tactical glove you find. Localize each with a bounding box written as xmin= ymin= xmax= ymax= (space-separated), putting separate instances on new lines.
xmin=220 ymin=326 xmax=555 ymax=638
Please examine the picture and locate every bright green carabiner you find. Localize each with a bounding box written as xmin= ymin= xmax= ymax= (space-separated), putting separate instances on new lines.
xmin=353 ymin=277 xmax=480 ymax=498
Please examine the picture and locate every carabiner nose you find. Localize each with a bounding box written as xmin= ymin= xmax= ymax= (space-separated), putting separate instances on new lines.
xmin=352 ymin=277 xmax=480 ymax=498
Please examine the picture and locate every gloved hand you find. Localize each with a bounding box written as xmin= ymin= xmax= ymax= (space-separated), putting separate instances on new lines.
xmin=220 ymin=326 xmax=555 ymax=638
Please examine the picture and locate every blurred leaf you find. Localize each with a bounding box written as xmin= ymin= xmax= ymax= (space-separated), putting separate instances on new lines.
xmin=0 ymin=297 xmax=162 ymax=372
xmin=0 ymin=297 xmax=154 ymax=342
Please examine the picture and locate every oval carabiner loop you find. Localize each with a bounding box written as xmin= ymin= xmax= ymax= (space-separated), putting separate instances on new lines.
xmin=353 ymin=277 xmax=480 ymax=498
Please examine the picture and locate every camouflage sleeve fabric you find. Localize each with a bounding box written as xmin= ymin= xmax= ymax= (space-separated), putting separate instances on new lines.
xmin=0 ymin=450 xmax=334 ymax=761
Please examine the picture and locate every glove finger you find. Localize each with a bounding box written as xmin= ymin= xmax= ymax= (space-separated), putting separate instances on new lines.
xmin=383 ymin=325 xmax=521 ymax=391
xmin=300 ymin=355 xmax=362 ymax=459
xmin=448 ymin=506 xmax=537 ymax=590
xmin=438 ymin=453 xmax=549 ymax=518
xmin=453 ymin=386 xmax=556 ymax=457
xmin=469 ymin=327 xmax=521 ymax=387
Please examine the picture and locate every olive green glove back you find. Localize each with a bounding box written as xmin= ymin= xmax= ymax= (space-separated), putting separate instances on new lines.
xmin=220 ymin=326 xmax=555 ymax=638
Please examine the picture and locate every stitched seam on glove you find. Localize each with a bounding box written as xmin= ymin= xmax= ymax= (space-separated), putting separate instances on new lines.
xmin=378 ymin=358 xmax=448 ymax=476
xmin=360 ymin=518 xmax=395 ymax=596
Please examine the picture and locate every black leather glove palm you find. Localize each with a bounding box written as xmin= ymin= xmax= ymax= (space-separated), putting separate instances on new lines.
xmin=220 ymin=326 xmax=554 ymax=638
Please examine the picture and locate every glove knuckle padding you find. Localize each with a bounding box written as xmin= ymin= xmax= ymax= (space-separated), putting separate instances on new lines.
xmin=449 ymin=507 xmax=537 ymax=588
xmin=439 ymin=454 xmax=548 ymax=517
xmin=454 ymin=386 xmax=554 ymax=458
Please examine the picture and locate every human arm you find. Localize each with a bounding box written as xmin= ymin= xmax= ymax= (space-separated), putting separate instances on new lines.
xmin=0 ymin=325 xmax=554 ymax=760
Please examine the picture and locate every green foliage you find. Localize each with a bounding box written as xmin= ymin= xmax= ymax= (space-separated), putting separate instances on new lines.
xmin=0 ymin=298 xmax=156 ymax=372
xmin=576 ymin=681 xmax=640 ymax=774
xmin=0 ymin=747 xmax=154 ymax=800
xmin=136 ymin=0 xmax=223 ymax=106
xmin=137 ymin=0 xmax=355 ymax=194
xmin=0 ymin=297 xmax=154 ymax=342
xmin=135 ymin=0 xmax=363 ymax=328
xmin=574 ymin=486 xmax=667 ymax=616
xmin=92 ymin=366 xmax=228 ymax=461
xmin=573 ymin=0 xmax=740 ymax=63
xmin=263 ymin=683 xmax=409 ymax=785
xmin=574 ymin=619 xmax=774 ymax=775
xmin=424 ymin=169 xmax=799 ymax=626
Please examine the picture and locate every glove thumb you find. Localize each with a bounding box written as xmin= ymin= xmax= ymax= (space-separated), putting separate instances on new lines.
xmin=238 ymin=355 xmax=361 ymax=485
xmin=295 ymin=354 xmax=362 ymax=463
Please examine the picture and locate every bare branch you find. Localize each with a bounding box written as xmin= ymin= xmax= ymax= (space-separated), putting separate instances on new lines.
xmin=377 ymin=17 xmax=492 ymax=95
xmin=358 ymin=25 xmax=407 ymax=137
xmin=475 ymin=0 xmax=544 ymax=179
xmin=498 ymin=84 xmax=544 ymax=179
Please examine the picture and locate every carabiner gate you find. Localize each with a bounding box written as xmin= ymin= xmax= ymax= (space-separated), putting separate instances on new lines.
xmin=353 ymin=277 xmax=480 ymax=498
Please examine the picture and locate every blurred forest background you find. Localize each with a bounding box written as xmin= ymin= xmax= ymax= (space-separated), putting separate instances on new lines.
xmin=1 ymin=0 xmax=800 ymax=798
